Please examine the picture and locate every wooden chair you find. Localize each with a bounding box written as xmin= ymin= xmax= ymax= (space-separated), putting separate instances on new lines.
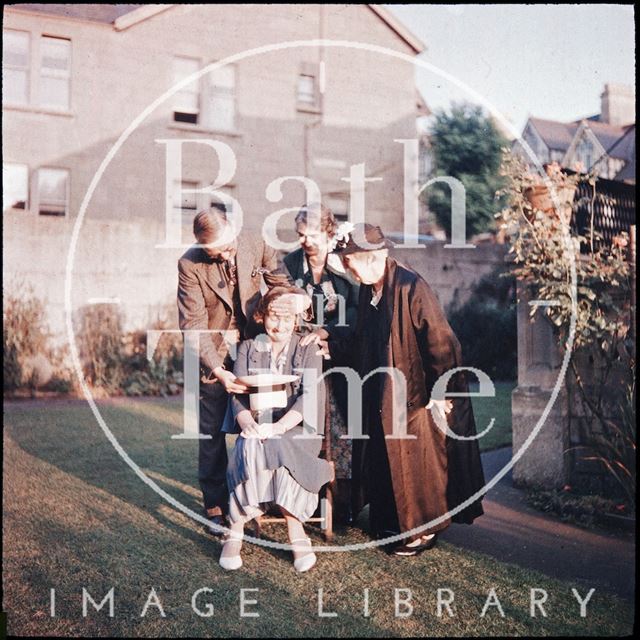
xmin=253 ymin=404 xmax=335 ymax=541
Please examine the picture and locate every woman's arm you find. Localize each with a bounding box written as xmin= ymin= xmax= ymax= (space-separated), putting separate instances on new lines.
xmin=271 ymin=409 xmax=303 ymax=435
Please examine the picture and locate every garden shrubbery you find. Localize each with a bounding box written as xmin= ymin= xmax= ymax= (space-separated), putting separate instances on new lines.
xmin=447 ymin=267 xmax=517 ymax=381
xmin=75 ymin=303 xmax=183 ymax=397
xmin=526 ymin=485 xmax=633 ymax=530
xmin=4 ymin=285 xmax=184 ymax=398
xmin=3 ymin=283 xmax=72 ymax=394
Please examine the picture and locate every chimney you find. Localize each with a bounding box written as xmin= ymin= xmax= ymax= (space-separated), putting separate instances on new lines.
xmin=600 ymin=83 xmax=635 ymax=126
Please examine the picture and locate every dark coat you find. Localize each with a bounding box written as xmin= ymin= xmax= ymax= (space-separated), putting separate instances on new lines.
xmin=330 ymin=257 xmax=485 ymax=533
xmin=283 ymin=248 xmax=359 ymax=341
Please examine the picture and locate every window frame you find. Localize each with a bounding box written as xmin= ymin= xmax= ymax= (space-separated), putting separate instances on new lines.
xmin=201 ymin=62 xmax=236 ymax=132
xmin=38 ymin=34 xmax=72 ymax=111
xmin=296 ymin=61 xmax=321 ymax=113
xmin=2 ymin=28 xmax=31 ymax=106
xmin=3 ymin=162 xmax=30 ymax=212
xmin=37 ymin=167 xmax=70 ymax=217
xmin=172 ymin=54 xmax=201 ymax=125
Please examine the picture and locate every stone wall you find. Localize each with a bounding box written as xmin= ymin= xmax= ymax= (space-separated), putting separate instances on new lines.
xmin=390 ymin=240 xmax=508 ymax=311
xmin=3 ymin=214 xmax=507 ymax=343
xmin=511 ymin=280 xmax=634 ymax=493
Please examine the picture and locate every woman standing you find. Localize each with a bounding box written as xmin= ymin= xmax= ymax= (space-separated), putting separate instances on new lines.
xmin=284 ymin=203 xmax=359 ymax=523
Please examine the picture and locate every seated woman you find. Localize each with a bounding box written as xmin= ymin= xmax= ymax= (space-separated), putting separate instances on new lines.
xmin=220 ymin=286 xmax=334 ymax=573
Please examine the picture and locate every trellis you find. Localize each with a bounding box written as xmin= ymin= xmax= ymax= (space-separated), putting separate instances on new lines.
xmin=572 ymin=175 xmax=635 ymax=251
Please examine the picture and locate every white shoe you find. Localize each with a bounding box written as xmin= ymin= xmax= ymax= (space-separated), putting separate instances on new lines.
xmin=291 ymin=537 xmax=317 ymax=573
xmin=219 ymin=533 xmax=243 ymax=571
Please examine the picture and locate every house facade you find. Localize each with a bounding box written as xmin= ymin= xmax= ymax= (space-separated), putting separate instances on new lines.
xmin=513 ymin=84 xmax=635 ymax=184
xmin=3 ymin=4 xmax=426 ymax=334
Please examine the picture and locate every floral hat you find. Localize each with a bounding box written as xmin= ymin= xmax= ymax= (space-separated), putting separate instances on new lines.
xmin=330 ymin=222 xmax=393 ymax=255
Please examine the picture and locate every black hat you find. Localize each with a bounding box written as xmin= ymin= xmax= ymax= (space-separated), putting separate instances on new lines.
xmin=332 ymin=223 xmax=393 ymax=256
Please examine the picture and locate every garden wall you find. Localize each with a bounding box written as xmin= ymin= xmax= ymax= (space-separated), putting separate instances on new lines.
xmin=3 ymin=214 xmax=507 ymax=340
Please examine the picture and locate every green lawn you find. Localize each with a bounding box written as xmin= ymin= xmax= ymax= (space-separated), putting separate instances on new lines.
xmin=3 ymin=397 xmax=632 ymax=637
xmin=471 ymin=381 xmax=516 ymax=452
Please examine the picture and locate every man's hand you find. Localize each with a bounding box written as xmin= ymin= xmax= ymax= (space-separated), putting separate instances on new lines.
xmin=214 ymin=367 xmax=249 ymax=394
xmin=269 ymin=293 xmax=311 ymax=316
xmin=426 ymin=399 xmax=453 ymax=428
xmin=299 ymin=328 xmax=329 ymax=346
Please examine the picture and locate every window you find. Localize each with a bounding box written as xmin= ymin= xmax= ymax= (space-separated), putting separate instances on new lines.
xmin=3 ymin=163 xmax=29 ymax=212
xmin=210 ymin=188 xmax=235 ymax=217
xmin=38 ymin=168 xmax=69 ymax=216
xmin=575 ymin=137 xmax=594 ymax=170
xmin=297 ymin=75 xmax=315 ymax=104
xmin=296 ymin=62 xmax=320 ymax=111
xmin=3 ymin=30 xmax=30 ymax=105
xmin=202 ymin=65 xmax=235 ymax=131
xmin=172 ymin=179 xmax=201 ymax=241
xmin=39 ymin=36 xmax=71 ymax=109
xmin=172 ymin=58 xmax=236 ymax=131
xmin=172 ymin=56 xmax=200 ymax=124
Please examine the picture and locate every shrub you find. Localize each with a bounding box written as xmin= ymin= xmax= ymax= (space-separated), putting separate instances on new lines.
xmin=120 ymin=325 xmax=183 ymax=397
xmin=3 ymin=283 xmax=54 ymax=392
xmin=447 ymin=268 xmax=517 ymax=381
xmin=497 ymin=152 xmax=635 ymax=506
xmin=75 ymin=303 xmax=127 ymax=394
xmin=75 ymin=303 xmax=184 ymax=397
xmin=526 ymin=485 xmax=633 ymax=529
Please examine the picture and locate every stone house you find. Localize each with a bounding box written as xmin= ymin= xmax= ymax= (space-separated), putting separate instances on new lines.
xmin=3 ymin=3 xmax=427 ymax=333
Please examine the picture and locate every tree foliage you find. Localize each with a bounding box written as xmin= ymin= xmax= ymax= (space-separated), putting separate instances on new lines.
xmin=426 ymin=103 xmax=509 ymax=237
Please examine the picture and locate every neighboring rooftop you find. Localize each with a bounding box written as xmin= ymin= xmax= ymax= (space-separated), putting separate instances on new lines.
xmin=7 ymin=4 xmax=425 ymax=51
xmin=609 ymin=125 xmax=636 ymax=181
xmin=583 ymin=119 xmax=632 ymax=156
xmin=528 ymin=117 xmax=579 ymax=153
xmin=9 ymin=4 xmax=142 ymax=24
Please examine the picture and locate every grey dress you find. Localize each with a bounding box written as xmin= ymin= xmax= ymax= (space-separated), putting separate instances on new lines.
xmin=226 ymin=333 xmax=334 ymax=523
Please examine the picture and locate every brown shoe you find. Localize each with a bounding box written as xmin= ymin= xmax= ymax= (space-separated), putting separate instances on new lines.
xmin=204 ymin=512 xmax=228 ymax=537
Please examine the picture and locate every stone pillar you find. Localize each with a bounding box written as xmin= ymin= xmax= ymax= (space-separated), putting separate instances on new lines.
xmin=511 ymin=281 xmax=570 ymax=488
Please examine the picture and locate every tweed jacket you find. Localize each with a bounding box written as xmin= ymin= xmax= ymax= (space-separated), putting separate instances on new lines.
xmin=177 ymin=230 xmax=279 ymax=376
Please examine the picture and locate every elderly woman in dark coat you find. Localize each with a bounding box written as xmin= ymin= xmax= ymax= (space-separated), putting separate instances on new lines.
xmin=319 ymin=223 xmax=485 ymax=556
xmin=219 ymin=286 xmax=334 ymax=573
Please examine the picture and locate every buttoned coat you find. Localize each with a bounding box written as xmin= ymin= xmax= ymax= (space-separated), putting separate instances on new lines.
xmin=330 ymin=258 xmax=485 ymax=534
xmin=227 ymin=333 xmax=333 ymax=494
